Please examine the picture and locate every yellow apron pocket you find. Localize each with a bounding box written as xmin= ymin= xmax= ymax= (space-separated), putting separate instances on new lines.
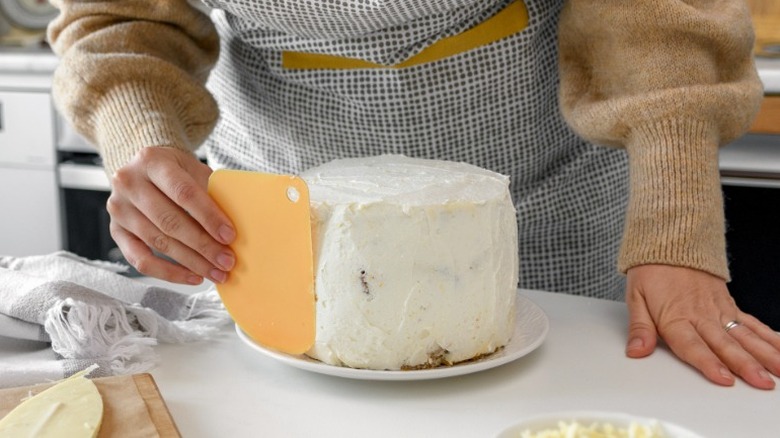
xmin=282 ymin=0 xmax=529 ymax=70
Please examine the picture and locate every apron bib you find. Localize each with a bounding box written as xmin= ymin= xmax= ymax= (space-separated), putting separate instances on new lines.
xmin=202 ymin=0 xmax=629 ymax=299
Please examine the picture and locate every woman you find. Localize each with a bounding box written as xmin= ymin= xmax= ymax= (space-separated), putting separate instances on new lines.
xmin=48 ymin=0 xmax=780 ymax=389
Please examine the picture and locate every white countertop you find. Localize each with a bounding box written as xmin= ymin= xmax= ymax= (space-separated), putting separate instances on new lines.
xmin=0 ymin=282 xmax=778 ymax=436
xmin=143 ymin=288 xmax=777 ymax=438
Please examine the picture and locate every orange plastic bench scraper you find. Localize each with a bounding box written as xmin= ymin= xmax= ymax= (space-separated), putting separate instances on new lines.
xmin=208 ymin=169 xmax=315 ymax=355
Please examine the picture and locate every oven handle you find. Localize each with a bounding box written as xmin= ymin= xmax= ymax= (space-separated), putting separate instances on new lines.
xmin=721 ymin=176 xmax=780 ymax=189
xmin=58 ymin=162 xmax=111 ymax=192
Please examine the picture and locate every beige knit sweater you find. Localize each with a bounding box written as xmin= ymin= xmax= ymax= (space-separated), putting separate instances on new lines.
xmin=46 ymin=0 xmax=764 ymax=280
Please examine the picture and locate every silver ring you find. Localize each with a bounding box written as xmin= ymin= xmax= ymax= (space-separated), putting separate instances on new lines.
xmin=724 ymin=320 xmax=741 ymax=333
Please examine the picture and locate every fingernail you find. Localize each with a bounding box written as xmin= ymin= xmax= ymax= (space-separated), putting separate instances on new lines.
xmin=210 ymin=269 xmax=227 ymax=284
xmin=626 ymin=337 xmax=644 ymax=352
xmin=218 ymin=225 xmax=236 ymax=244
xmin=217 ymin=252 xmax=235 ymax=271
xmin=186 ymin=274 xmax=203 ymax=285
xmin=719 ymin=367 xmax=734 ymax=380
xmin=758 ymin=369 xmax=773 ymax=382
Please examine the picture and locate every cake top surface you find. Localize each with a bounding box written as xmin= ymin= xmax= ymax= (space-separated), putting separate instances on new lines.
xmin=300 ymin=154 xmax=510 ymax=205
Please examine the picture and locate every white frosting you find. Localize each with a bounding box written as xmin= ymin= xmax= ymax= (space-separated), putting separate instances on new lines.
xmin=301 ymin=155 xmax=519 ymax=370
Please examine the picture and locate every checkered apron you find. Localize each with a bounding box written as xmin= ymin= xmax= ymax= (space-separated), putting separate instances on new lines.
xmin=200 ymin=0 xmax=629 ymax=299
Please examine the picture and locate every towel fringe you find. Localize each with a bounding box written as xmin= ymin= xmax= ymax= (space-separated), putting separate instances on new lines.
xmin=44 ymin=290 xmax=230 ymax=375
xmin=185 ymin=288 xmax=231 ymax=322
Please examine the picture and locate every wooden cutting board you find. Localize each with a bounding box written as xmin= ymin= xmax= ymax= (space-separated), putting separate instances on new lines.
xmin=0 ymin=373 xmax=180 ymax=437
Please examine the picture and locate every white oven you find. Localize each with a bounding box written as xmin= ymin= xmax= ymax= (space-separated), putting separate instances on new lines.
xmin=55 ymin=113 xmax=124 ymax=265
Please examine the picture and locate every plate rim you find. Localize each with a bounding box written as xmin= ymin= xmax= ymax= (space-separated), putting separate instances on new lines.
xmin=235 ymin=290 xmax=549 ymax=381
xmin=495 ymin=410 xmax=705 ymax=438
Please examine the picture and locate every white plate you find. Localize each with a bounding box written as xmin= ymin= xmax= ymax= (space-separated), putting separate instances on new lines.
xmin=496 ymin=411 xmax=704 ymax=438
xmin=235 ymin=292 xmax=549 ymax=381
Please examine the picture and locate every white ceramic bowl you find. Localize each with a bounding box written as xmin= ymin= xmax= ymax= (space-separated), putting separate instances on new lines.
xmin=496 ymin=411 xmax=704 ymax=438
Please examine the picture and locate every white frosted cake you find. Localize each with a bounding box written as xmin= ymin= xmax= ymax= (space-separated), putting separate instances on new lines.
xmin=300 ymin=155 xmax=519 ymax=370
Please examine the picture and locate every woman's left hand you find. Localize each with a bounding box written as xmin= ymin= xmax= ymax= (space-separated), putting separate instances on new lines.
xmin=625 ymin=264 xmax=780 ymax=389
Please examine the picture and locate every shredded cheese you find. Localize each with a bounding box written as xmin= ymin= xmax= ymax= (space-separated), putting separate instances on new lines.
xmin=519 ymin=420 xmax=668 ymax=438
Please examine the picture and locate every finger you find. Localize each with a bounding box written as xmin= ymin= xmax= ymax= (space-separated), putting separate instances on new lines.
xmin=699 ymin=321 xmax=775 ymax=389
xmin=741 ymin=313 xmax=780 ymax=355
xmin=110 ymin=222 xmax=203 ymax=285
xmin=662 ymin=321 xmax=736 ymax=386
xmin=147 ymin=158 xmax=236 ymax=245
xmin=727 ymin=320 xmax=780 ymax=377
xmin=110 ymin=196 xmax=228 ymax=283
xmin=129 ymin=183 xmax=235 ymax=275
xmin=625 ymin=289 xmax=658 ymax=358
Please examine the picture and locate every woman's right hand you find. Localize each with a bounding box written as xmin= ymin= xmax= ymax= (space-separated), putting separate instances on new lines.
xmin=107 ymin=147 xmax=236 ymax=285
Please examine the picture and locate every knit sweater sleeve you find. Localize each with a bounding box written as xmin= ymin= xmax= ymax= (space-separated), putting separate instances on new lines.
xmin=557 ymin=0 xmax=764 ymax=280
xmin=47 ymin=0 xmax=220 ymax=175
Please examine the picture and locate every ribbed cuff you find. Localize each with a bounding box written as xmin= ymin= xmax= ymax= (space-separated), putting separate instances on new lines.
xmin=90 ymin=82 xmax=198 ymax=176
xmin=618 ymin=119 xmax=729 ymax=281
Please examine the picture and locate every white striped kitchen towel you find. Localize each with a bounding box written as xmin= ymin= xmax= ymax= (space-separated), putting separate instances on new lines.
xmin=0 ymin=251 xmax=230 ymax=388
